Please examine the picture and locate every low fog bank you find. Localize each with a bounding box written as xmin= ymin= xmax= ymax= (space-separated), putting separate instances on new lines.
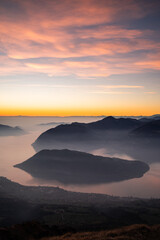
xmin=0 ymin=116 xmax=160 ymax=197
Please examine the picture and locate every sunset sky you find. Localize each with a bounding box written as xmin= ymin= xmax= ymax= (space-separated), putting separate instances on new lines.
xmin=0 ymin=0 xmax=160 ymax=116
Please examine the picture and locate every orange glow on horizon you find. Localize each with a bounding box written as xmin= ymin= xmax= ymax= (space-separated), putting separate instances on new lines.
xmin=0 ymin=105 xmax=159 ymax=117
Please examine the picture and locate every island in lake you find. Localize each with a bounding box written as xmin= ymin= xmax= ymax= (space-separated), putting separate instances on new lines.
xmin=14 ymin=149 xmax=149 ymax=184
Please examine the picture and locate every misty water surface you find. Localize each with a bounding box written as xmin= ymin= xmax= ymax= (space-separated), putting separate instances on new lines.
xmin=0 ymin=116 xmax=160 ymax=198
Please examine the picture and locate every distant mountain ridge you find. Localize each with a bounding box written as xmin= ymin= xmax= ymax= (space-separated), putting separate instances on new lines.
xmin=0 ymin=124 xmax=24 ymax=136
xmin=87 ymin=116 xmax=141 ymax=130
xmin=32 ymin=116 xmax=142 ymax=151
xmin=131 ymin=120 xmax=160 ymax=137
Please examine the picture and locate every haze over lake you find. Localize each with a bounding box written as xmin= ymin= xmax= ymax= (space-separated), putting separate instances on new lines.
xmin=0 ymin=116 xmax=160 ymax=198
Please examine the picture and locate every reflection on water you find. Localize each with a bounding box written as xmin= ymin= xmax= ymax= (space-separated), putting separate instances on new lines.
xmin=0 ymin=133 xmax=37 ymax=183
xmin=25 ymin=163 xmax=160 ymax=198
xmin=0 ymin=116 xmax=160 ymax=198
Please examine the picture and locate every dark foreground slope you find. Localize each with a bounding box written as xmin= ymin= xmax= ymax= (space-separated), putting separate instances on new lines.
xmin=14 ymin=149 xmax=149 ymax=184
xmin=0 ymin=223 xmax=160 ymax=240
xmin=43 ymin=224 xmax=160 ymax=240
xmin=0 ymin=177 xmax=160 ymax=231
xmin=0 ymin=124 xmax=24 ymax=136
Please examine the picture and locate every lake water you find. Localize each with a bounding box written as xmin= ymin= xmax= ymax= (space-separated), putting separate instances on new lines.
xmin=0 ymin=116 xmax=160 ymax=198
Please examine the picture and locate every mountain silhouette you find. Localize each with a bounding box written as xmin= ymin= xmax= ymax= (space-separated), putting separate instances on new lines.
xmin=32 ymin=116 xmax=142 ymax=151
xmin=131 ymin=120 xmax=160 ymax=137
xmin=14 ymin=149 xmax=149 ymax=184
xmin=88 ymin=116 xmax=141 ymax=130
xmin=0 ymin=124 xmax=25 ymax=136
xmin=139 ymin=114 xmax=160 ymax=123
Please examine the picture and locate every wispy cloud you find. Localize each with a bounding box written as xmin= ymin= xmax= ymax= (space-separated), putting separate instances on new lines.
xmin=0 ymin=82 xmax=144 ymax=89
xmin=0 ymin=0 xmax=160 ymax=116
xmin=0 ymin=0 xmax=159 ymax=77
xmin=89 ymin=91 xmax=133 ymax=94
xmin=144 ymin=92 xmax=157 ymax=94
xmin=135 ymin=61 xmax=160 ymax=70
xmin=97 ymin=85 xmax=144 ymax=89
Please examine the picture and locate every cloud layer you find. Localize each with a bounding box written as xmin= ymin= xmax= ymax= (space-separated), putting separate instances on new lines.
xmin=0 ymin=0 xmax=160 ymax=77
xmin=0 ymin=0 xmax=160 ymax=115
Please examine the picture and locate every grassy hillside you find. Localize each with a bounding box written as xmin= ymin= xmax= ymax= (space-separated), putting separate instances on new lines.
xmin=42 ymin=224 xmax=160 ymax=240
xmin=0 ymin=223 xmax=160 ymax=240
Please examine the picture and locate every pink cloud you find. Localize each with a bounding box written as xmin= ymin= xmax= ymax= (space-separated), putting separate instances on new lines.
xmin=0 ymin=0 xmax=159 ymax=77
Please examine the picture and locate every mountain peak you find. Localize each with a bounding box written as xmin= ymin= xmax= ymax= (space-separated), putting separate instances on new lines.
xmin=103 ymin=116 xmax=116 ymax=121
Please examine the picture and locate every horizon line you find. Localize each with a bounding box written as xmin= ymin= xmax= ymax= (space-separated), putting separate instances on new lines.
xmin=0 ymin=114 xmax=159 ymax=118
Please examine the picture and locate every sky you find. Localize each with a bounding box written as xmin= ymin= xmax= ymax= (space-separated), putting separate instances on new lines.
xmin=0 ymin=0 xmax=160 ymax=116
